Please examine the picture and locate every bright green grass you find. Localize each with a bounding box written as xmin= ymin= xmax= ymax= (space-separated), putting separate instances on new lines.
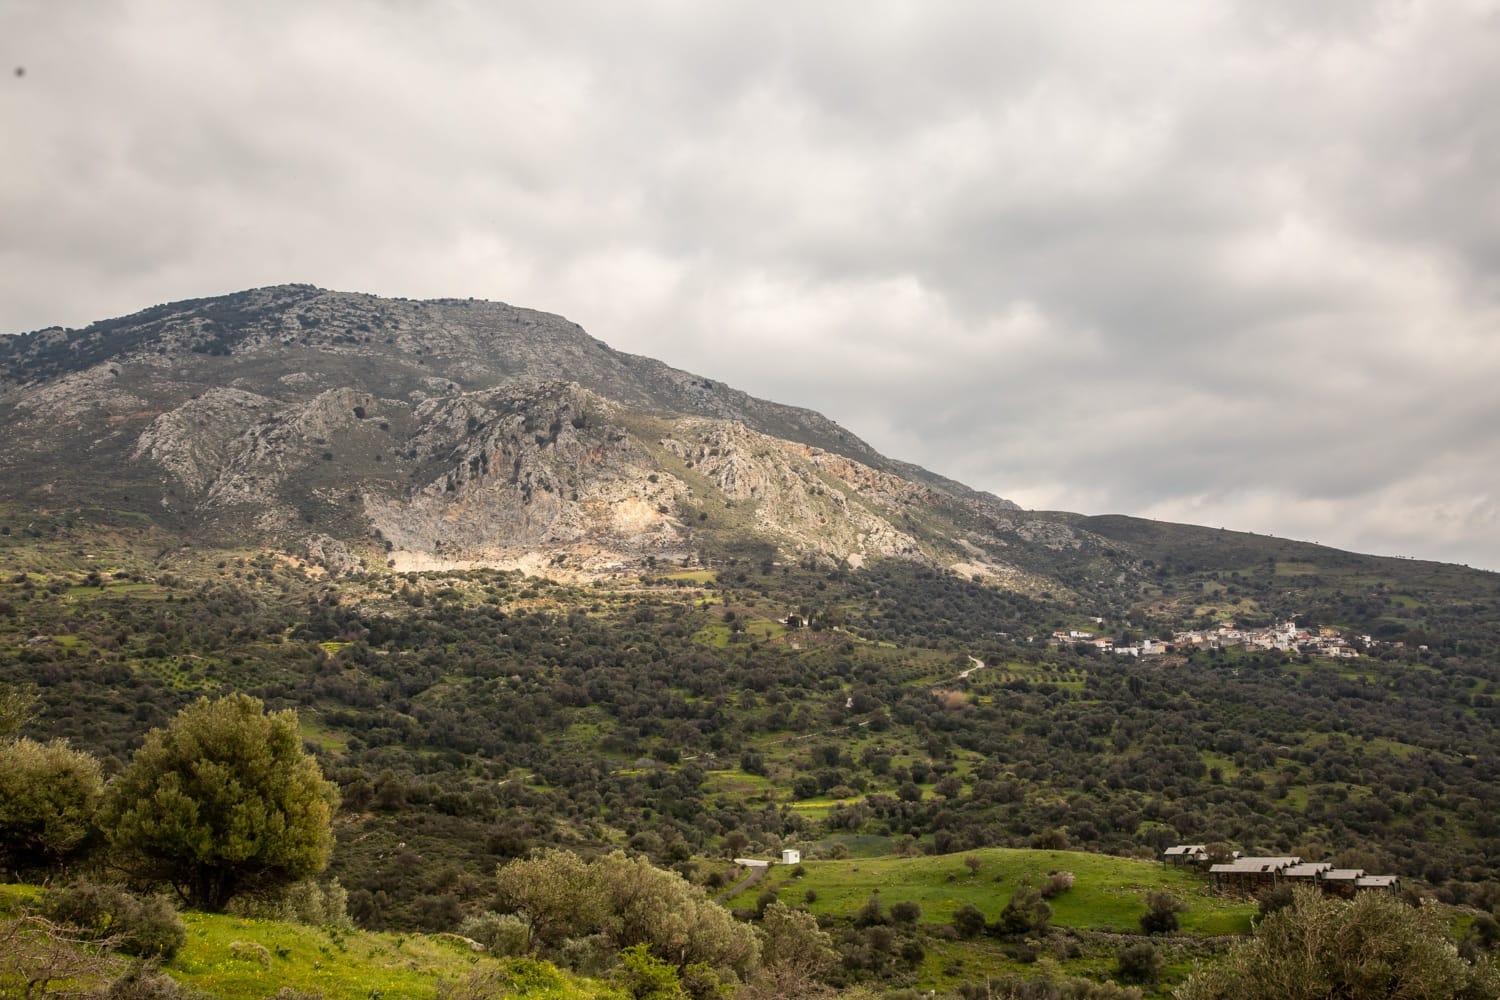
xmin=174 ymin=915 xmax=624 ymax=999
xmin=818 ymin=834 xmax=899 ymax=859
xmin=741 ymin=618 xmax=785 ymax=640
xmin=786 ymin=797 xmax=847 ymax=821
xmin=173 ymin=915 xmax=466 ymax=999
xmin=762 ymin=849 xmax=1254 ymax=936
xmin=704 ymin=769 xmax=776 ymax=797
xmin=693 ymin=623 xmax=733 ymax=647
xmin=1 ymin=886 xmax=619 ymax=1000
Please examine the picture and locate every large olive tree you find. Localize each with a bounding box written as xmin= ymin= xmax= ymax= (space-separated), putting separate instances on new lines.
xmin=1178 ymin=886 xmax=1500 ymax=1000
xmin=0 ymin=737 xmax=102 ymax=875
xmin=101 ymin=694 xmax=338 ymax=911
xmin=495 ymin=848 xmax=759 ymax=982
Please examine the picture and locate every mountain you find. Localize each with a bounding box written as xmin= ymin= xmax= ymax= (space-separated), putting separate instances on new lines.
xmin=6 ymin=285 xmax=1498 ymax=614
xmin=7 ymin=285 xmax=1500 ymax=625
xmin=0 ymin=285 xmax=1160 ymax=588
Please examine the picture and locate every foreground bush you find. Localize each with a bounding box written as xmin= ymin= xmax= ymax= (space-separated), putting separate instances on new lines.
xmin=494 ymin=848 xmax=758 ymax=985
xmin=100 ymin=694 xmax=338 ymax=912
xmin=42 ymin=880 xmax=186 ymax=960
xmin=1178 ymin=887 xmax=1500 ymax=999
xmin=0 ymin=736 xmax=103 ymax=875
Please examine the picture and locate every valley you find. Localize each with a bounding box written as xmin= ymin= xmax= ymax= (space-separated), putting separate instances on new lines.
xmin=3 ymin=501 xmax=1499 ymax=995
xmin=3 ymin=289 xmax=1499 ymax=997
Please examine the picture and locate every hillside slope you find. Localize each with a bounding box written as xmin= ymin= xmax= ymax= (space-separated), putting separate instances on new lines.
xmin=1 ymin=286 xmax=1132 ymax=586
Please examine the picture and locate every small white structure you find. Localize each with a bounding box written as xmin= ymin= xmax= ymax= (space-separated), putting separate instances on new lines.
xmin=734 ymin=857 xmax=770 ymax=869
xmin=781 ymin=849 xmax=801 ymax=865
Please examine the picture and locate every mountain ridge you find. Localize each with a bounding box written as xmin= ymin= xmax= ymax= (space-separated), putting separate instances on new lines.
xmin=1 ymin=285 xmax=1051 ymax=584
xmin=3 ymin=285 xmax=1493 ymax=614
xmin=0 ymin=284 xmax=1014 ymax=504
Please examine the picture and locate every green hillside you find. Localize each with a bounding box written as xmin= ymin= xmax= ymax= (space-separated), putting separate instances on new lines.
xmin=1 ymin=884 xmax=617 ymax=1000
xmin=4 ymin=503 xmax=1500 ymax=995
xmin=762 ymin=849 xmax=1253 ymax=935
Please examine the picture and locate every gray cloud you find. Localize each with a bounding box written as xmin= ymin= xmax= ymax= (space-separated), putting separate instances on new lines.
xmin=4 ymin=0 xmax=1499 ymax=569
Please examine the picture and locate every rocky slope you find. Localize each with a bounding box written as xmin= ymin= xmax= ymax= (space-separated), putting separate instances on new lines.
xmin=0 ymin=285 xmax=1134 ymax=588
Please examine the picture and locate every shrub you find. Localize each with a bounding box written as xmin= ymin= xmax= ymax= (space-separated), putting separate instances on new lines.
xmin=41 ymin=879 xmax=120 ymax=936
xmin=1029 ymin=828 xmax=1070 ymax=850
xmin=1040 ymin=871 xmax=1075 ymax=899
xmin=1179 ymin=887 xmax=1500 ymax=999
xmin=853 ymin=895 xmax=887 ymax=927
xmin=0 ymin=736 xmax=103 ymax=873
xmin=952 ymin=903 xmax=986 ymax=938
xmin=1115 ymin=941 xmax=1159 ymax=984
xmin=759 ymin=902 xmax=838 ymax=980
xmin=996 ymin=884 xmax=1051 ymax=936
xmin=459 ymin=911 xmax=532 ymax=957
xmin=227 ymin=878 xmax=350 ymax=928
xmin=437 ymin=958 xmax=566 ymax=998
xmin=102 ymin=964 xmax=189 ymax=999
xmin=1256 ymin=884 xmax=1295 ymax=920
xmin=41 ymin=881 xmax=186 ymax=960
xmin=228 ymin=940 xmax=272 ymax=968
xmin=1139 ymin=891 xmax=1186 ymax=935
xmin=890 ymin=900 xmax=922 ymax=925
xmin=118 ymin=894 xmax=187 ymax=961
xmin=495 ymin=849 xmax=756 ymax=978
xmin=554 ymin=933 xmax=616 ymax=976
xmin=613 ymin=942 xmax=687 ymax=1000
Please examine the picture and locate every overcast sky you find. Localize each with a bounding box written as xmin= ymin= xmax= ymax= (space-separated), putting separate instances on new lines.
xmin=5 ymin=1 xmax=1499 ymax=570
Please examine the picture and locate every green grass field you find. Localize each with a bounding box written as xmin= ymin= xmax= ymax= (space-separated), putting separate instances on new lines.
xmin=762 ymin=848 xmax=1255 ymax=936
xmin=172 ymin=915 xmax=624 ymax=999
xmin=2 ymin=885 xmax=619 ymax=1000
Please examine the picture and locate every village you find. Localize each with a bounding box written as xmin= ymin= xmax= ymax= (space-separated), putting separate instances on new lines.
xmin=1163 ymin=845 xmax=1400 ymax=899
xmin=1049 ymin=618 xmax=1377 ymax=659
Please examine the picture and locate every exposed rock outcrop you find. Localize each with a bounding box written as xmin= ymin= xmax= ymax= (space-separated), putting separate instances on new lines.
xmin=0 ymin=286 xmax=1119 ymax=587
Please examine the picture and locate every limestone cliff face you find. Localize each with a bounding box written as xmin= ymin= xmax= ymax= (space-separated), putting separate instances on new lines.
xmin=362 ymin=385 xmax=688 ymax=572
xmin=132 ymin=388 xmax=277 ymax=494
xmin=0 ymin=285 xmax=1115 ymax=588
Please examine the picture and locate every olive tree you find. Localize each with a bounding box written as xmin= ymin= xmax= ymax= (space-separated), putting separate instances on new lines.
xmin=0 ymin=737 xmax=102 ymax=875
xmin=0 ymin=682 xmax=37 ymax=738
xmin=495 ymin=848 xmax=759 ymax=982
xmin=1178 ymin=886 xmax=1500 ymax=1000
xmin=100 ymin=694 xmax=338 ymax=911
xmin=738 ymin=900 xmax=841 ymax=998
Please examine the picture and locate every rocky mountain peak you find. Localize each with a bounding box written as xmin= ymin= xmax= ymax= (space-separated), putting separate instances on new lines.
xmin=0 ymin=287 xmax=1066 ymax=584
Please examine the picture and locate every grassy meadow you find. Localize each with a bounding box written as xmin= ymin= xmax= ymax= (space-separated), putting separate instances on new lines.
xmin=762 ymin=847 xmax=1255 ymax=935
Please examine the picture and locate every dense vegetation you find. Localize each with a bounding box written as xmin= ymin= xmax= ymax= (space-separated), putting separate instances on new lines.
xmin=3 ymin=505 xmax=1500 ymax=995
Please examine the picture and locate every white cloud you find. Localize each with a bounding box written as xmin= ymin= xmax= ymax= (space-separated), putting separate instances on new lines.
xmin=3 ymin=0 xmax=1499 ymax=569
